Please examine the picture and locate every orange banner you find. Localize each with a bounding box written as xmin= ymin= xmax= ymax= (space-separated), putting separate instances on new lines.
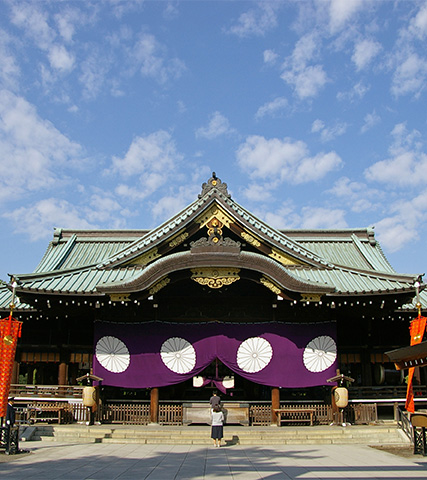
xmin=0 ymin=316 xmax=22 ymax=417
xmin=405 ymin=315 xmax=426 ymax=413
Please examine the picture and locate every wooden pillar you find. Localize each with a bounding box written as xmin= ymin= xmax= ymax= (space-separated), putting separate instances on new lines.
xmin=271 ymin=387 xmax=280 ymax=425
xmin=150 ymin=387 xmax=159 ymax=423
xmin=11 ymin=361 xmax=19 ymax=385
xmin=414 ymin=366 xmax=421 ymax=385
xmin=28 ymin=365 xmax=36 ymax=385
xmin=58 ymin=362 xmax=68 ymax=386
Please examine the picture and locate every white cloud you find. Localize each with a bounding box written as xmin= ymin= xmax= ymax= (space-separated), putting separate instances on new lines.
xmin=0 ymin=30 xmax=20 ymax=90
xmin=236 ymin=135 xmax=342 ymax=185
xmin=374 ymin=217 xmax=415 ymax=253
xmin=360 ymin=111 xmax=380 ymax=133
xmin=228 ymin=3 xmax=279 ymax=38
xmin=408 ymin=3 xmax=427 ymax=40
xmin=374 ymin=191 xmax=427 ymax=253
xmin=257 ymin=203 xmax=347 ymax=230
xmin=282 ymin=64 xmax=328 ymax=99
xmin=299 ymin=206 xmax=348 ymax=229
xmin=54 ymin=11 xmax=77 ymax=43
xmin=255 ymin=202 xmax=299 ymax=229
xmin=108 ymin=0 xmax=145 ymax=19
xmin=115 ymin=184 xmax=149 ymax=202
xmin=311 ymin=119 xmax=324 ymax=133
xmin=311 ymin=119 xmax=348 ymax=142
xmin=48 ymin=44 xmax=75 ymax=72
xmin=111 ymin=130 xmax=180 ymax=177
xmin=391 ymin=52 xmax=427 ymax=97
xmin=328 ymin=177 xmax=380 ymax=213
xmin=3 ymin=199 xmax=95 ymax=241
xmin=86 ymin=192 xmax=131 ymax=228
xmin=382 ymin=4 xmax=427 ymax=100
xmin=364 ymin=124 xmax=427 ymax=186
xmin=163 ymin=2 xmax=180 ymax=20
xmin=132 ymin=33 xmax=185 ymax=84
xmin=263 ymin=49 xmax=279 ymax=65
xmin=195 ymin=111 xmax=234 ymax=139
xmin=365 ymin=151 xmax=427 ymax=186
xmin=10 ymin=2 xmax=55 ymax=51
xmin=352 ymin=38 xmax=382 ymax=71
xmin=150 ymin=186 xmax=194 ymax=221
xmin=255 ymin=97 xmax=288 ymax=119
xmin=337 ymin=81 xmax=369 ymax=102
xmin=294 ymin=152 xmax=343 ymax=184
xmin=79 ymin=48 xmax=111 ymax=99
xmin=281 ymin=34 xmax=328 ymax=99
xmin=290 ymin=33 xmax=318 ymax=69
xmin=0 ymin=89 xmax=83 ymax=202
xmin=328 ymin=0 xmax=365 ymax=34
xmin=9 ymin=2 xmax=83 ymax=91
xmin=109 ymin=130 xmax=183 ymax=199
xmin=240 ymin=183 xmax=274 ymax=203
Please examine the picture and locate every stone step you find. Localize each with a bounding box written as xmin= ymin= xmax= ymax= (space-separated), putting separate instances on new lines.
xmin=40 ymin=425 xmax=398 ymax=434
xmin=33 ymin=424 xmax=409 ymax=446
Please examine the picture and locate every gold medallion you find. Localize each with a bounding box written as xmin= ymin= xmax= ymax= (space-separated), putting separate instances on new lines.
xmin=3 ymin=335 xmax=14 ymax=345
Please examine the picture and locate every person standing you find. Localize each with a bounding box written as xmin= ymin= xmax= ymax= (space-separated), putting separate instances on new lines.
xmin=209 ymin=390 xmax=221 ymax=409
xmin=5 ymin=397 xmax=16 ymax=455
xmin=210 ymin=404 xmax=224 ymax=447
xmin=6 ymin=397 xmax=16 ymax=427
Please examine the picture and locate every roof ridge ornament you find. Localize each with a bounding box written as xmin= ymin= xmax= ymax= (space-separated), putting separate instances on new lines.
xmin=199 ymin=172 xmax=230 ymax=198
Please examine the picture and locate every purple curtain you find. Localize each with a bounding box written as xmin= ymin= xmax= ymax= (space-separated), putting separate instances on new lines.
xmin=93 ymin=321 xmax=337 ymax=389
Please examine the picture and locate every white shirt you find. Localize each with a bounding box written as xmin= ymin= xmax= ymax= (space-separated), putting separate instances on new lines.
xmin=211 ymin=411 xmax=224 ymax=426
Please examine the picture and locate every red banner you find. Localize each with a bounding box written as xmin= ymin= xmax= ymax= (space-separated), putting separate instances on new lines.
xmin=0 ymin=316 xmax=22 ymax=417
xmin=405 ymin=315 xmax=427 ymax=413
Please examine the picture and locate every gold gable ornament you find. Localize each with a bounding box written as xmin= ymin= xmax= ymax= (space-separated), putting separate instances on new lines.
xmin=241 ymin=231 xmax=261 ymax=247
xmin=260 ymin=276 xmax=281 ymax=295
xmin=191 ymin=268 xmax=240 ymax=289
xmin=169 ymin=232 xmax=189 ymax=248
xmin=300 ymin=294 xmax=322 ymax=303
xmin=109 ymin=293 xmax=131 ymax=302
xmin=195 ymin=204 xmax=234 ymax=230
xmin=126 ymin=248 xmax=161 ymax=267
xmin=149 ymin=277 xmax=170 ymax=295
xmin=269 ymin=248 xmax=301 ymax=266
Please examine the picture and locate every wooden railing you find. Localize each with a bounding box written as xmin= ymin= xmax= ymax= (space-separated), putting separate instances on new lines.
xmin=250 ymin=404 xmax=271 ymax=426
xmin=9 ymin=385 xmax=379 ymax=427
xmin=308 ymin=403 xmax=332 ymax=425
xmin=10 ymin=384 xmax=84 ymax=398
xmin=345 ymin=403 xmax=377 ymax=424
xmin=159 ymin=404 xmax=183 ymax=425
xmin=26 ymin=401 xmax=74 ymax=424
xmin=349 ymin=385 xmax=427 ymax=400
xmin=249 ymin=403 xmax=376 ymax=426
xmin=396 ymin=406 xmax=413 ymax=441
xmin=11 ymin=384 xmax=426 ymax=404
xmin=102 ymin=402 xmax=151 ymax=425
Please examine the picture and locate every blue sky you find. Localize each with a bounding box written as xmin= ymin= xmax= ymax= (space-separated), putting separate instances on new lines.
xmin=0 ymin=0 xmax=427 ymax=284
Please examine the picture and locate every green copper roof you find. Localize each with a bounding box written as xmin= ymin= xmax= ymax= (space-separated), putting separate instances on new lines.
xmin=0 ymin=175 xmax=423 ymax=311
xmin=286 ymin=230 xmax=395 ymax=273
xmin=35 ymin=229 xmax=147 ymax=272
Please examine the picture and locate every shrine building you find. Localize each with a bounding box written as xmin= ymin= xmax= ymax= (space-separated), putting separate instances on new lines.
xmin=1 ymin=174 xmax=426 ymax=422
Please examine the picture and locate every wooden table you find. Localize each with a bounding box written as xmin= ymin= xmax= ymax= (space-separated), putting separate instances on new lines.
xmin=182 ymin=402 xmax=250 ymax=425
xmin=274 ymin=408 xmax=316 ymax=426
xmin=27 ymin=402 xmax=72 ymax=424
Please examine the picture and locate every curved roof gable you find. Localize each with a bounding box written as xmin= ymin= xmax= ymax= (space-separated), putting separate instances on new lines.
xmin=1 ymin=174 xmax=422 ymax=307
xmin=97 ymin=173 xmax=332 ymax=271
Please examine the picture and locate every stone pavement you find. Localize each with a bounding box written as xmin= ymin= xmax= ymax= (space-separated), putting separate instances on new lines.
xmin=1 ymin=442 xmax=427 ymax=479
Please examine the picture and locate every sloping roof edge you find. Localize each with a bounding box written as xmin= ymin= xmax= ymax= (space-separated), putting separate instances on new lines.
xmin=96 ymin=175 xmax=333 ymax=270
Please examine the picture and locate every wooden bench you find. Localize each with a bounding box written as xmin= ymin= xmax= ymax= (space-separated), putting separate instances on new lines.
xmin=274 ymin=408 xmax=316 ymax=426
xmin=27 ymin=402 xmax=73 ymax=424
